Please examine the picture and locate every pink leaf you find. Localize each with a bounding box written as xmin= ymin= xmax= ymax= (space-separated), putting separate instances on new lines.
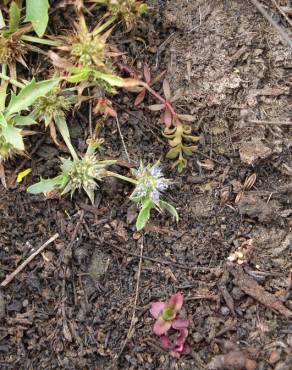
xmin=153 ymin=318 xmax=172 ymax=336
xmin=150 ymin=302 xmax=166 ymax=319
xmin=172 ymin=319 xmax=189 ymax=330
xmin=161 ymin=335 xmax=171 ymax=350
xmin=173 ymin=328 xmax=188 ymax=353
xmin=143 ymin=64 xmax=151 ymax=83
xmin=164 ymin=108 xmax=172 ymax=127
xmin=168 ymin=292 xmax=184 ymax=312
xmin=134 ymin=89 xmax=146 ymax=106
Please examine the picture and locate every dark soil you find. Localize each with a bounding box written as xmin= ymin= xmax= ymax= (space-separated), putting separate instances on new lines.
xmin=0 ymin=1 xmax=292 ymax=369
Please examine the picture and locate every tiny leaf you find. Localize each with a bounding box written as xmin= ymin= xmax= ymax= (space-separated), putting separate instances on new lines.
xmin=159 ymin=200 xmax=179 ymax=222
xmin=136 ymin=199 xmax=153 ymax=231
xmin=27 ymin=175 xmax=68 ymax=194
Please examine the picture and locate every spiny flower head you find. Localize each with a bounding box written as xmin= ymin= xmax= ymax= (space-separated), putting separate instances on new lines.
xmin=0 ymin=35 xmax=25 ymax=64
xmin=130 ymin=162 xmax=170 ymax=205
xmin=33 ymin=89 xmax=77 ymax=126
xmin=60 ymin=154 xmax=115 ymax=203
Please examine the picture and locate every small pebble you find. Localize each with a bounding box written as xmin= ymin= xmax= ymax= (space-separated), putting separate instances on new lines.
xmin=220 ymin=306 xmax=230 ymax=315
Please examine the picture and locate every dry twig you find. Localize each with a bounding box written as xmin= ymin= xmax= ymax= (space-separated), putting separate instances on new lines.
xmin=1 ymin=233 xmax=59 ymax=287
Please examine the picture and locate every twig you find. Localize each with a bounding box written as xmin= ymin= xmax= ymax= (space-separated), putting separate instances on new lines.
xmin=250 ymin=0 xmax=292 ymax=49
xmin=115 ymin=116 xmax=130 ymax=162
xmin=248 ymin=119 xmax=292 ymax=126
xmin=271 ymin=0 xmax=292 ymax=28
xmin=1 ymin=233 xmax=59 ymax=287
xmin=115 ymin=236 xmax=144 ymax=360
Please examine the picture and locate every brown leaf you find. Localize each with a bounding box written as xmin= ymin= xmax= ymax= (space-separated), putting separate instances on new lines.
xmin=177 ymin=114 xmax=196 ymax=122
xmin=48 ymin=51 xmax=73 ymax=69
xmin=207 ymin=351 xmax=257 ymax=370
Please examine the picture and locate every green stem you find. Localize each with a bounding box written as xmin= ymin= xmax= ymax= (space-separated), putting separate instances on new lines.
xmin=0 ymin=73 xmax=25 ymax=88
xmin=106 ymin=171 xmax=138 ymax=185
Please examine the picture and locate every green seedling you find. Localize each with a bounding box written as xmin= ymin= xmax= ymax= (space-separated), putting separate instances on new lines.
xmin=49 ymin=15 xmax=129 ymax=93
xmin=0 ymin=76 xmax=59 ymax=186
xmin=27 ymin=139 xmax=116 ymax=203
xmin=163 ymin=120 xmax=200 ymax=173
xmin=31 ymin=87 xmax=81 ymax=155
xmin=0 ymin=1 xmax=58 ymax=79
xmin=89 ymin=0 xmax=148 ymax=30
xmin=132 ymin=70 xmax=200 ymax=172
xmin=3 ymin=0 xmax=50 ymax=37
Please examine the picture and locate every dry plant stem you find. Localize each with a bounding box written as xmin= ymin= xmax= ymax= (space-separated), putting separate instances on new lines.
xmin=115 ymin=236 xmax=144 ymax=361
xmin=249 ymin=119 xmax=292 ymax=126
xmin=250 ymin=0 xmax=292 ymax=49
xmin=271 ymin=0 xmax=292 ymax=28
xmin=140 ymin=81 xmax=177 ymax=117
xmin=1 ymin=233 xmax=59 ymax=287
xmin=116 ymin=116 xmax=130 ymax=162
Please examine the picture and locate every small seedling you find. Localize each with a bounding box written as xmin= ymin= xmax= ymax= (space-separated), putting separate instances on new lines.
xmin=0 ymin=1 xmax=58 ymax=79
xmin=150 ymin=292 xmax=189 ymax=357
xmin=89 ymin=0 xmax=148 ymax=30
xmin=27 ymin=139 xmax=116 ymax=203
xmin=0 ymin=76 xmax=59 ymax=186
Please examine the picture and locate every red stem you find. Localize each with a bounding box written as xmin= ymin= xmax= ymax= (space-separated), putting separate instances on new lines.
xmin=140 ymin=81 xmax=177 ymax=117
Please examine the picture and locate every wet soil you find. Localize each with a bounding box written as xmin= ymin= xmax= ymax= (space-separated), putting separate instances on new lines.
xmin=0 ymin=1 xmax=292 ymax=369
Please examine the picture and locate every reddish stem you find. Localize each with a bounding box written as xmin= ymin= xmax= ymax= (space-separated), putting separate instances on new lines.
xmin=140 ymin=81 xmax=177 ymax=118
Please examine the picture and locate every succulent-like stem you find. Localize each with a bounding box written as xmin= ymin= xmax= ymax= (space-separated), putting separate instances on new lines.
xmin=105 ymin=170 xmax=138 ymax=185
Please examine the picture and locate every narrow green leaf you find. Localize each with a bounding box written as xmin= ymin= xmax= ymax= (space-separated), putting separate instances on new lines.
xmin=27 ymin=175 xmax=67 ymax=194
xmin=136 ymin=199 xmax=153 ymax=231
xmin=93 ymin=71 xmax=125 ymax=87
xmin=6 ymin=78 xmax=59 ymax=117
xmin=26 ymin=0 xmax=49 ymax=37
xmin=55 ymin=117 xmax=78 ymax=160
xmin=2 ymin=123 xmax=24 ymax=151
xmin=0 ymin=112 xmax=7 ymax=128
xmin=67 ymin=69 xmax=90 ymax=83
xmin=9 ymin=1 xmax=20 ymax=33
xmin=159 ymin=200 xmax=179 ymax=222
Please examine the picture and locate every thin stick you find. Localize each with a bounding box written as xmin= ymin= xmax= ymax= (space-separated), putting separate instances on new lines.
xmin=271 ymin=0 xmax=292 ymax=28
xmin=248 ymin=119 xmax=292 ymax=126
xmin=250 ymin=0 xmax=292 ymax=49
xmin=115 ymin=237 xmax=144 ymax=360
xmin=1 ymin=233 xmax=59 ymax=287
xmin=115 ymin=116 xmax=130 ymax=162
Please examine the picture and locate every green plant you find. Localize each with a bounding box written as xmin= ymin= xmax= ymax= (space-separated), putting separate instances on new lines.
xmin=0 ymin=1 xmax=57 ymax=79
xmin=27 ymin=139 xmax=116 ymax=203
xmin=133 ymin=73 xmax=200 ymax=172
xmin=0 ymin=77 xmax=59 ymax=186
xmin=89 ymin=0 xmax=148 ymax=30
xmin=49 ymin=15 xmax=128 ymax=92
xmin=128 ymin=162 xmax=179 ymax=230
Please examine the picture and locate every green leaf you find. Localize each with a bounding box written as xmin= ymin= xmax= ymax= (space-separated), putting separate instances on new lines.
xmin=26 ymin=0 xmax=49 ymax=37
xmin=2 ymin=123 xmax=24 ymax=151
xmin=55 ymin=117 xmax=78 ymax=160
xmin=136 ymin=199 xmax=154 ymax=231
xmin=67 ymin=69 xmax=90 ymax=83
xmin=0 ymin=112 xmax=7 ymax=128
xmin=27 ymin=175 xmax=68 ymax=194
xmin=6 ymin=78 xmax=59 ymax=117
xmin=9 ymin=1 xmax=21 ymax=33
xmin=159 ymin=200 xmax=179 ymax=222
xmin=93 ymin=71 xmax=125 ymax=87
xmin=13 ymin=116 xmax=37 ymax=126
xmin=166 ymin=146 xmax=180 ymax=159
